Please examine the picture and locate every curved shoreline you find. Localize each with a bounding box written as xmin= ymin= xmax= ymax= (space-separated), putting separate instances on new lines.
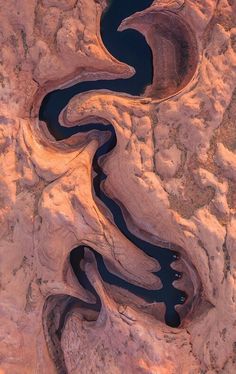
xmin=39 ymin=0 xmax=194 ymax=327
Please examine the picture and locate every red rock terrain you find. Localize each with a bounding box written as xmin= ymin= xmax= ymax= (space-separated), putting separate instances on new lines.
xmin=0 ymin=0 xmax=236 ymax=373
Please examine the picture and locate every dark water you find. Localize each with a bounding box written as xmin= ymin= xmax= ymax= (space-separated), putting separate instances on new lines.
xmin=39 ymin=0 xmax=153 ymax=139
xmin=39 ymin=0 xmax=186 ymax=327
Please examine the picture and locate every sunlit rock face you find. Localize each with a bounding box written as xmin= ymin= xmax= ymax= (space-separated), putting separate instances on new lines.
xmin=0 ymin=0 xmax=236 ymax=373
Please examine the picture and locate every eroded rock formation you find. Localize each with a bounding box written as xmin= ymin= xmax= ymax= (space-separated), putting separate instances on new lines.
xmin=0 ymin=0 xmax=236 ymax=373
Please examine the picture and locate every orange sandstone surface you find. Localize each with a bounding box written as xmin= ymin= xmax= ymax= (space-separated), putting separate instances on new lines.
xmin=0 ymin=0 xmax=236 ymax=373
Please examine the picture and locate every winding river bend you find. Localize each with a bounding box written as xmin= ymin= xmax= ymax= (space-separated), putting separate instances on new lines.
xmin=39 ymin=0 xmax=186 ymax=327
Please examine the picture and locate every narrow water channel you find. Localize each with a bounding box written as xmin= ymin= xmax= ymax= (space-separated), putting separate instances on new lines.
xmin=39 ymin=0 xmax=186 ymax=327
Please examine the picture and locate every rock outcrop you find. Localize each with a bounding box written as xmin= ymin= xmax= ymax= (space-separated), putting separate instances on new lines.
xmin=0 ymin=0 xmax=236 ymax=373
